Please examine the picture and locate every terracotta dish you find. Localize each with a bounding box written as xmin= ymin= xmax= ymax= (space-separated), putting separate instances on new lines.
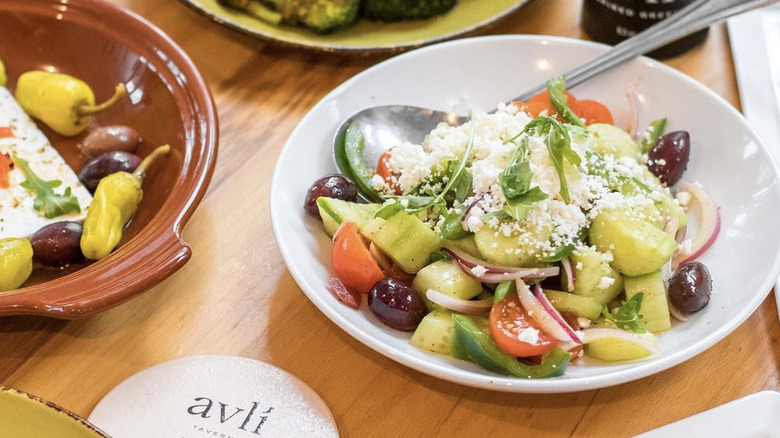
xmin=0 ymin=386 xmax=111 ymax=437
xmin=0 ymin=0 xmax=218 ymax=318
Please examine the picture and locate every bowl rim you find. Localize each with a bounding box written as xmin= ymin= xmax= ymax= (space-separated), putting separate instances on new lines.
xmin=0 ymin=0 xmax=219 ymax=318
xmin=270 ymin=34 xmax=780 ymax=393
xmin=0 ymin=385 xmax=111 ymax=437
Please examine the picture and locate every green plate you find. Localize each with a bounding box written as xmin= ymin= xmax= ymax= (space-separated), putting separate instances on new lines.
xmin=0 ymin=386 xmax=110 ymax=437
xmin=179 ymin=0 xmax=533 ymax=53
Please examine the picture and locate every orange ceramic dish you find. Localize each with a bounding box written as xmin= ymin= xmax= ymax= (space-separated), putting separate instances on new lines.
xmin=0 ymin=0 xmax=218 ymax=317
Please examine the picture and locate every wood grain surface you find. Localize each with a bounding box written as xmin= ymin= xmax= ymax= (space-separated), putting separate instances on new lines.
xmin=2 ymin=1 xmax=778 ymax=437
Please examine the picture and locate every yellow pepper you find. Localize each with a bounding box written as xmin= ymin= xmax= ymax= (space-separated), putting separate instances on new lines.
xmin=0 ymin=238 xmax=33 ymax=292
xmin=0 ymin=58 xmax=6 ymax=87
xmin=80 ymin=145 xmax=171 ymax=260
xmin=14 ymin=71 xmax=126 ymax=137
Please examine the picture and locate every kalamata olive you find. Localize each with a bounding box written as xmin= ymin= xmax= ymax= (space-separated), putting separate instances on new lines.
xmin=304 ymin=174 xmax=357 ymax=219
xmin=30 ymin=221 xmax=84 ymax=267
xmin=79 ymin=151 xmax=142 ymax=192
xmin=79 ymin=125 xmax=140 ymax=160
xmin=368 ymin=278 xmax=427 ymax=331
xmin=668 ymin=261 xmax=712 ymax=314
xmin=647 ymin=131 xmax=690 ymax=186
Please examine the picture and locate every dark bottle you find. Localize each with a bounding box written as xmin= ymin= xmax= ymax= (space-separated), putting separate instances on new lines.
xmin=581 ymin=0 xmax=709 ymax=59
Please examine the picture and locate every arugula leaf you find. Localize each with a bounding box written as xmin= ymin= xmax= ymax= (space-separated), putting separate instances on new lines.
xmin=493 ymin=280 xmax=515 ymax=303
xmin=440 ymin=207 xmax=471 ymax=240
xmin=13 ymin=155 xmax=81 ymax=219
xmin=375 ymin=200 xmax=404 ymax=219
xmin=602 ymin=293 xmax=646 ymax=333
xmin=374 ymin=195 xmax=434 ymax=219
xmin=480 ymin=210 xmax=512 ymax=222
xmin=428 ymin=250 xmax=452 ymax=264
xmin=526 ymin=117 xmax=581 ymax=204
xmin=640 ymin=118 xmax=668 ymax=154
xmin=498 ymin=135 xmax=548 ymax=221
xmin=547 ymin=76 xmax=585 ymax=128
xmin=538 ymin=245 xmax=576 ymax=263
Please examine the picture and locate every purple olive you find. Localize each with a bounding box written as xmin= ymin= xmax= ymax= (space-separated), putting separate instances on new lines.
xmin=304 ymin=174 xmax=357 ymax=219
xmin=30 ymin=221 xmax=84 ymax=267
xmin=368 ymin=278 xmax=427 ymax=331
xmin=79 ymin=151 xmax=142 ymax=192
xmin=668 ymin=261 xmax=712 ymax=314
xmin=648 ymin=131 xmax=690 ymax=186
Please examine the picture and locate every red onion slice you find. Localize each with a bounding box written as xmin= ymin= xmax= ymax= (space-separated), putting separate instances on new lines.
xmin=626 ymin=88 xmax=641 ymax=139
xmin=561 ymin=256 xmax=575 ymax=292
xmin=460 ymin=195 xmax=486 ymax=230
xmin=674 ymin=180 xmax=721 ymax=266
xmin=515 ymin=280 xmax=581 ymax=344
xmin=425 ymin=289 xmax=492 ymax=314
xmin=580 ymin=328 xmax=661 ymax=357
xmin=532 ymin=284 xmax=582 ymax=344
xmin=668 ymin=302 xmax=689 ymax=322
xmin=328 ymin=277 xmax=360 ymax=309
xmin=442 ymin=246 xmax=560 ymax=283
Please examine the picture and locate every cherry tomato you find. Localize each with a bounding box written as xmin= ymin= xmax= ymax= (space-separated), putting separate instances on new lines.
xmin=576 ymin=99 xmax=614 ymax=125
xmin=489 ymin=293 xmax=557 ymax=357
xmin=518 ymin=90 xmax=580 ymax=121
xmin=375 ymin=149 xmax=401 ymax=195
xmin=332 ymin=221 xmax=386 ymax=294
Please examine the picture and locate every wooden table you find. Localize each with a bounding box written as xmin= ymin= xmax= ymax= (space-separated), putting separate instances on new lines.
xmin=2 ymin=1 xmax=778 ymax=436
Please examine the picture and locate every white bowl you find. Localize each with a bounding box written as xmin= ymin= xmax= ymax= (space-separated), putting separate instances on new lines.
xmin=270 ymin=35 xmax=780 ymax=393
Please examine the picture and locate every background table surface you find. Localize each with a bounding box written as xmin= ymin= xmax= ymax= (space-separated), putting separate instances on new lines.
xmin=2 ymin=1 xmax=778 ymax=437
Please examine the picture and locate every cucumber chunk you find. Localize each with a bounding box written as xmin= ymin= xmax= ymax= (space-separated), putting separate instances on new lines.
xmin=362 ymin=212 xmax=440 ymax=273
xmin=316 ymin=197 xmax=381 ymax=236
xmin=410 ymin=309 xmax=455 ymax=355
xmin=569 ymin=247 xmax=624 ymax=304
xmin=589 ymin=123 xmax=641 ymax=159
xmin=623 ymin=271 xmax=672 ymax=334
xmin=442 ymin=235 xmax=482 ymax=259
xmin=544 ymin=289 xmax=603 ymax=320
xmin=590 ymin=209 xmax=676 ymax=276
xmin=473 ymin=223 xmax=553 ymax=267
xmin=585 ymin=329 xmax=658 ymax=362
xmin=413 ymin=260 xmax=483 ymax=302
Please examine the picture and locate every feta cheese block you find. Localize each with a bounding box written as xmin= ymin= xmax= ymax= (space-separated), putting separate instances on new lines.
xmin=0 ymin=86 xmax=93 ymax=239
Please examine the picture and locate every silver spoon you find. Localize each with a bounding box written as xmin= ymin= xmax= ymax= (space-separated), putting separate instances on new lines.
xmin=334 ymin=0 xmax=778 ymax=180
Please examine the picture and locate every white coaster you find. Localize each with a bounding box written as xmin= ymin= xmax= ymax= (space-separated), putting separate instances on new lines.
xmin=88 ymin=356 xmax=338 ymax=438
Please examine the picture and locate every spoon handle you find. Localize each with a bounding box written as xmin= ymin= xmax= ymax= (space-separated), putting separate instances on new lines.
xmin=514 ymin=0 xmax=779 ymax=102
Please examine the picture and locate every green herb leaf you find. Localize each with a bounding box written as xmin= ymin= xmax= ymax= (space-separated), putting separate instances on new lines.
xmin=547 ymin=76 xmax=585 ymax=128
xmin=526 ymin=116 xmax=581 ymax=204
xmin=602 ymin=293 xmax=646 ymax=333
xmin=538 ymin=245 xmax=576 ymax=263
xmin=440 ymin=207 xmax=471 ymax=240
xmin=375 ymin=200 xmax=404 ymax=220
xmin=13 ymin=155 xmax=81 ymax=219
xmin=498 ymin=134 xmax=548 ymax=221
xmin=428 ymin=250 xmax=452 ymax=264
xmin=425 ymin=110 xmax=477 ymax=209
xmin=343 ymin=123 xmax=385 ymax=203
xmin=494 ymin=280 xmax=515 ymax=303
xmin=640 ymin=118 xmax=668 ymax=154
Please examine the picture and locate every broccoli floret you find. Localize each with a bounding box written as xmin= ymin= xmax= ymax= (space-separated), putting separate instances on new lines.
xmin=274 ymin=0 xmax=360 ymax=33
xmin=361 ymin=0 xmax=457 ymax=22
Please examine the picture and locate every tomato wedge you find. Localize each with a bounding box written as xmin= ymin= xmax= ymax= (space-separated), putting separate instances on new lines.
xmin=375 ymin=149 xmax=401 ymax=195
xmin=576 ymin=99 xmax=614 ymax=125
xmin=332 ymin=221 xmax=386 ymax=294
xmin=0 ymin=126 xmax=13 ymax=138
xmin=489 ymin=293 xmax=557 ymax=357
xmin=515 ymin=90 xmax=580 ymax=121
xmin=0 ymin=153 xmax=12 ymax=189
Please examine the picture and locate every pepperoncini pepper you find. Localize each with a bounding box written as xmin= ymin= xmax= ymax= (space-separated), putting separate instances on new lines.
xmin=80 ymin=145 xmax=171 ymax=260
xmin=0 ymin=238 xmax=33 ymax=292
xmin=0 ymin=58 xmax=6 ymax=87
xmin=14 ymin=71 xmax=127 ymax=137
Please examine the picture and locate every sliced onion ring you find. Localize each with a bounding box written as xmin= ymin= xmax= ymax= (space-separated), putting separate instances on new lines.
xmin=532 ymin=283 xmax=582 ymax=344
xmin=425 ymin=289 xmax=492 ymax=314
xmin=515 ymin=280 xmax=581 ymax=344
xmin=668 ymin=302 xmax=689 ymax=322
xmin=460 ymin=195 xmax=486 ymax=230
xmin=626 ymin=88 xmax=641 ymax=139
xmin=674 ymin=180 xmax=721 ymax=266
xmin=442 ymin=246 xmax=559 ymax=283
xmin=561 ymin=256 xmax=575 ymax=292
xmin=579 ymin=328 xmax=661 ymax=357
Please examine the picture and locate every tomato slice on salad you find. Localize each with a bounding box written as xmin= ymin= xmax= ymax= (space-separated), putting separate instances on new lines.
xmin=332 ymin=221 xmax=386 ymax=294
xmin=515 ymin=90 xmax=580 ymax=121
xmin=375 ymin=149 xmax=401 ymax=195
xmin=489 ymin=293 xmax=558 ymax=358
xmin=576 ymin=99 xmax=614 ymax=125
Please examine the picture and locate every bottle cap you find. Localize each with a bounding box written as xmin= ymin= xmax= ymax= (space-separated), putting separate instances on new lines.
xmin=88 ymin=355 xmax=338 ymax=438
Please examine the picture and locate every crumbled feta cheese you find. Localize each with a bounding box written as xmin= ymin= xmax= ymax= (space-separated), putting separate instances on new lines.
xmin=471 ymin=265 xmax=488 ymax=277
xmin=371 ymin=174 xmax=386 ymax=191
xmin=598 ymin=276 xmax=616 ymax=289
xmin=516 ymin=327 xmax=540 ymax=344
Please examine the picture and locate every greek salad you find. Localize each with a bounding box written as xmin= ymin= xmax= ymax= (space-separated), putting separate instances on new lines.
xmin=303 ymin=77 xmax=719 ymax=378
